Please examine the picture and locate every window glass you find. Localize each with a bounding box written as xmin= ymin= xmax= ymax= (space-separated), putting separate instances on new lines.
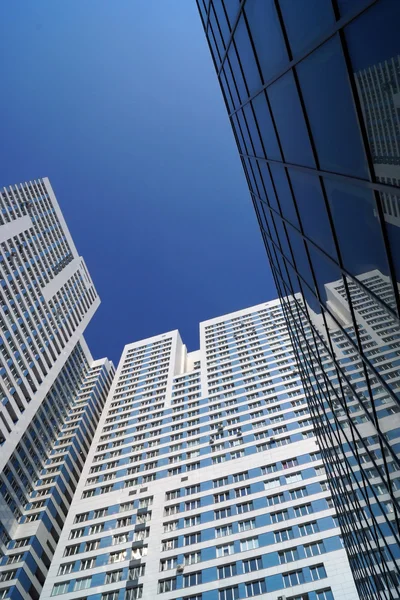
xmin=270 ymin=164 xmax=300 ymax=227
xmin=344 ymin=0 xmax=400 ymax=188
xmin=244 ymin=0 xmax=288 ymax=83
xmin=288 ymin=169 xmax=336 ymax=257
xmin=234 ymin=16 xmax=262 ymax=96
xmin=252 ymin=92 xmax=281 ymax=161
xmin=268 ymin=71 xmax=315 ymax=168
xmin=279 ymin=0 xmax=335 ymax=56
xmin=297 ymin=35 xmax=369 ymax=179
xmin=243 ymin=104 xmax=263 ymax=158
xmin=223 ymin=61 xmax=240 ymax=110
xmin=209 ymin=7 xmax=225 ymax=60
xmin=227 ymin=45 xmax=247 ymax=105
xmin=324 ymin=178 xmax=397 ymax=311
xmin=212 ymin=0 xmax=231 ymax=45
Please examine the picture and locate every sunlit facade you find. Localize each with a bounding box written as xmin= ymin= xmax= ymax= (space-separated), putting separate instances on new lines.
xmin=0 ymin=178 xmax=114 ymax=600
xmin=41 ymin=302 xmax=357 ymax=600
xmin=197 ymin=1 xmax=400 ymax=597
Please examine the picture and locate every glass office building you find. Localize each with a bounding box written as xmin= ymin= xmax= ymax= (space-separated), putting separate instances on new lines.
xmin=197 ymin=1 xmax=400 ymax=598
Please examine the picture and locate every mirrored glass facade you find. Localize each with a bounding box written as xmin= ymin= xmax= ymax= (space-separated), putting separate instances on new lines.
xmin=197 ymin=1 xmax=400 ymax=597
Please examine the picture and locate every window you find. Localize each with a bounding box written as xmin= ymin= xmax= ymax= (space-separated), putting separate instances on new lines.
xmin=215 ymin=507 xmax=231 ymax=520
xmin=237 ymin=501 xmax=253 ymax=514
xmin=109 ymin=550 xmax=127 ymax=563
xmin=214 ymin=492 xmax=229 ymax=503
xmin=264 ymin=478 xmax=280 ymax=490
xmin=52 ymin=582 xmax=69 ymax=596
xmin=74 ymin=577 xmax=91 ymax=591
xmin=185 ymin=516 xmax=201 ymax=527
xmin=293 ymin=504 xmax=313 ymax=517
xmin=184 ymin=551 xmax=201 ymax=566
xmin=102 ymin=592 xmax=119 ymax=600
xmin=305 ymin=541 xmax=325 ymax=557
xmin=0 ymin=571 xmax=15 ymax=583
xmin=164 ymin=521 xmax=178 ymax=533
xmin=80 ymin=559 xmax=95 ymax=571
xmin=261 ymin=464 xmax=277 ymax=474
xmin=183 ymin=572 xmax=202 ymax=587
xmin=161 ymin=538 xmax=178 ymax=551
xmin=160 ymin=557 xmax=177 ymax=571
xmin=238 ymin=518 xmax=255 ymax=533
xmin=166 ymin=489 xmax=180 ymax=500
xmin=184 ymin=532 xmax=201 ymax=546
xmin=216 ymin=525 xmax=233 ymax=538
xmin=282 ymin=459 xmax=298 ymax=469
xmin=89 ymin=523 xmax=104 ymax=535
xmin=158 ymin=578 xmax=176 ymax=593
xmin=75 ymin=513 xmax=89 ymax=523
xmin=64 ymin=545 xmax=79 ymax=557
xmin=243 ymin=557 xmax=262 ymax=573
xmin=283 ymin=570 xmax=304 ymax=587
xmin=58 ymin=563 xmax=74 ymax=576
xmin=185 ymin=499 xmax=200 ymax=511
xmin=218 ymin=563 xmax=237 ymax=579
xmin=216 ymin=543 xmax=234 ymax=557
xmin=235 ymin=486 xmax=250 ymax=498
xmin=279 ymin=547 xmax=299 ymax=564
xmin=219 ymin=587 xmax=239 ymax=600
xmin=289 ymin=487 xmax=308 ymax=500
xmin=274 ymin=528 xmax=293 ymax=543
xmin=310 ymin=564 xmax=327 ymax=581
xmin=186 ymin=485 xmax=200 ymax=495
xmin=245 ymin=579 xmax=267 ymax=597
xmin=298 ymin=521 xmax=319 ymax=536
xmin=85 ymin=540 xmax=100 ymax=552
xmin=232 ymin=472 xmax=248 ymax=482
xmin=286 ymin=473 xmax=302 ymax=484
xmin=267 ymin=493 xmax=283 ymax=506
xmin=214 ymin=477 xmax=228 ymax=488
xmin=271 ymin=509 xmax=288 ymax=523
xmin=240 ymin=537 xmax=259 ymax=552
xmin=125 ymin=587 xmax=143 ymax=600
xmin=315 ymin=590 xmax=334 ymax=600
xmin=129 ymin=564 xmax=146 ymax=580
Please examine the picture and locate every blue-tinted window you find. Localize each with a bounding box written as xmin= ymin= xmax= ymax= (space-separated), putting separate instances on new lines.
xmin=212 ymin=0 xmax=231 ymax=45
xmin=279 ymin=0 xmax=335 ymax=56
xmin=268 ymin=71 xmax=315 ymax=168
xmin=344 ymin=0 xmax=400 ymax=187
xmin=296 ymin=35 xmax=369 ymax=179
xmin=244 ymin=0 xmax=288 ymax=83
xmin=288 ymin=169 xmax=336 ymax=257
xmin=324 ymin=179 xmax=397 ymax=310
xmin=270 ymin=163 xmax=300 ymax=227
xmin=234 ymin=16 xmax=262 ymax=96
xmin=227 ymin=45 xmax=247 ymax=104
xmin=252 ymin=92 xmax=281 ymax=161
xmin=221 ymin=0 xmax=240 ymax=28
xmin=243 ymin=104 xmax=263 ymax=158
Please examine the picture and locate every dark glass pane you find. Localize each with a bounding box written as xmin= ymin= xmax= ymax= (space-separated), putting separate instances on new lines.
xmin=324 ymin=178 xmax=397 ymax=312
xmin=337 ymin=0 xmax=375 ymax=18
xmin=345 ymin=0 xmax=400 ymax=188
xmin=244 ymin=0 xmax=288 ymax=83
xmin=209 ymin=10 xmax=225 ymax=62
xmin=221 ymin=0 xmax=240 ymax=28
xmin=227 ymin=45 xmax=247 ymax=104
xmin=212 ymin=0 xmax=231 ymax=45
xmin=377 ymin=190 xmax=400 ymax=290
xmin=236 ymin=109 xmax=253 ymax=155
xmin=252 ymin=92 xmax=281 ymax=161
xmin=268 ymin=70 xmax=315 ymax=168
xmin=258 ymin=161 xmax=280 ymax=213
xmin=219 ymin=71 xmax=234 ymax=113
xmin=288 ymin=169 xmax=336 ymax=257
xmin=270 ymin=164 xmax=299 ymax=227
xmin=243 ymin=104 xmax=263 ymax=158
xmin=279 ymin=0 xmax=335 ymax=56
xmin=223 ymin=60 xmax=240 ymax=109
xmin=297 ymin=35 xmax=369 ymax=179
xmin=234 ymin=16 xmax=262 ymax=96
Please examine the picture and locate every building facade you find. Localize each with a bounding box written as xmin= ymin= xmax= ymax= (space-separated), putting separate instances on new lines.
xmin=0 ymin=179 xmax=113 ymax=600
xmin=42 ymin=301 xmax=358 ymax=600
xmin=196 ymin=1 xmax=400 ymax=597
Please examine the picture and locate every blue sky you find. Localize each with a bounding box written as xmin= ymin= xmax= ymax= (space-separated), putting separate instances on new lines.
xmin=0 ymin=0 xmax=276 ymax=365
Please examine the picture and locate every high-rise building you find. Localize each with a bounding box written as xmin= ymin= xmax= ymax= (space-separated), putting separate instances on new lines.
xmin=0 ymin=178 xmax=114 ymax=600
xmin=42 ymin=302 xmax=358 ymax=600
xmin=196 ymin=1 xmax=400 ymax=598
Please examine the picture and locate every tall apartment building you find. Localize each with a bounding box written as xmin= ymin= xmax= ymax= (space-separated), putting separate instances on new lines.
xmin=0 ymin=178 xmax=114 ymax=600
xmin=42 ymin=301 xmax=358 ymax=600
xmin=196 ymin=1 xmax=400 ymax=597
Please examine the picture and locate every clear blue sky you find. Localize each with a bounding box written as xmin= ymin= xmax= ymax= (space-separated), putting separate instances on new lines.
xmin=0 ymin=0 xmax=277 ymax=365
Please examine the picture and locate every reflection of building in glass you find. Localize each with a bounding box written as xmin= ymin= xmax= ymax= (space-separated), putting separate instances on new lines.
xmin=0 ymin=178 xmax=114 ymax=599
xmin=285 ymin=270 xmax=400 ymax=599
xmin=41 ymin=303 xmax=358 ymax=600
xmin=355 ymin=56 xmax=400 ymax=227
xmin=197 ymin=0 xmax=400 ymax=597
